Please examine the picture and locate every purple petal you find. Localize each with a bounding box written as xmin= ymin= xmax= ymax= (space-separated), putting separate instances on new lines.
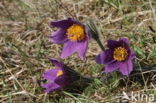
xmin=104 ymin=61 xmax=120 ymax=72
xmin=96 ymin=49 xmax=113 ymax=64
xmin=118 ymin=38 xmax=130 ymax=50
xmin=61 ymin=41 xmax=77 ymax=59
xmin=130 ymin=49 xmax=136 ymax=59
xmin=50 ymin=28 xmax=68 ymax=44
xmin=107 ymin=40 xmax=119 ymax=49
xmin=42 ymin=82 xmax=61 ymax=93
xmin=119 ymin=59 xmax=133 ymax=75
xmin=49 ymin=58 xmax=64 ymax=68
xmin=42 ymin=68 xmax=60 ymax=81
xmin=77 ymin=40 xmax=88 ymax=60
xmin=107 ymin=38 xmax=130 ymax=50
xmin=119 ymin=37 xmax=129 ymax=45
xmin=61 ymin=40 xmax=88 ymax=60
xmin=51 ymin=18 xmax=76 ymax=29
xmin=55 ymin=75 xmax=70 ymax=86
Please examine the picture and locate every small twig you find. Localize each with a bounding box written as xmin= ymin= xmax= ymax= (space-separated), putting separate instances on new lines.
xmin=148 ymin=26 xmax=156 ymax=43
xmin=54 ymin=0 xmax=77 ymax=19
xmin=1 ymin=1 xmax=14 ymax=21
xmin=149 ymin=26 xmax=156 ymax=33
xmin=133 ymin=18 xmax=152 ymax=31
xmin=0 ymin=57 xmax=25 ymax=91
xmin=149 ymin=0 xmax=156 ymax=22
xmin=138 ymin=62 xmax=147 ymax=88
xmin=0 ymin=57 xmax=38 ymax=99
xmin=0 ymin=91 xmax=37 ymax=98
xmin=8 ymin=69 xmax=26 ymax=80
xmin=104 ymin=10 xmax=156 ymax=25
xmin=43 ymin=93 xmax=47 ymax=102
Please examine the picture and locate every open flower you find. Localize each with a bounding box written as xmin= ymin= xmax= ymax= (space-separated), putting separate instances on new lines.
xmin=42 ymin=59 xmax=71 ymax=93
xmin=50 ymin=18 xmax=91 ymax=60
xmin=96 ymin=38 xmax=135 ymax=75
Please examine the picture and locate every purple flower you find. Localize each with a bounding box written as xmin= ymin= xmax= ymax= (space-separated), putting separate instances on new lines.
xmin=42 ymin=58 xmax=71 ymax=93
xmin=50 ymin=18 xmax=91 ymax=60
xmin=96 ymin=38 xmax=135 ymax=75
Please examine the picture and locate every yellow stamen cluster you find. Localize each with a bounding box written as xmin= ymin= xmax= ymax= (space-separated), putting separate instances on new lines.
xmin=66 ymin=24 xmax=85 ymax=41
xmin=113 ymin=47 xmax=128 ymax=61
xmin=56 ymin=70 xmax=63 ymax=77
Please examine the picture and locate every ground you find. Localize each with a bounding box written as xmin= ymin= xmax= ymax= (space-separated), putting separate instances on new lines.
xmin=0 ymin=0 xmax=156 ymax=103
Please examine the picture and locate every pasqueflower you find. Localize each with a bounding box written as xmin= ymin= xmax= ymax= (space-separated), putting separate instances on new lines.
xmin=42 ymin=58 xmax=71 ymax=93
xmin=50 ymin=18 xmax=91 ymax=60
xmin=96 ymin=38 xmax=135 ymax=75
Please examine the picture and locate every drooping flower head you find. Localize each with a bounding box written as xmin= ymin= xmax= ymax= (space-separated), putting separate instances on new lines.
xmin=96 ymin=38 xmax=135 ymax=75
xmin=50 ymin=18 xmax=91 ymax=60
xmin=42 ymin=58 xmax=71 ymax=93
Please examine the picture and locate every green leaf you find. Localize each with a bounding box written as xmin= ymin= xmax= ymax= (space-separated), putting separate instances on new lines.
xmin=134 ymin=46 xmax=145 ymax=57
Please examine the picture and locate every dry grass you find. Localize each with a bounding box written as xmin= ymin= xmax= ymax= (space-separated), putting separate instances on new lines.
xmin=0 ymin=0 xmax=156 ymax=102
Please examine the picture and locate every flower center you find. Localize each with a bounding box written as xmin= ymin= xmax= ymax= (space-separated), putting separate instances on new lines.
xmin=113 ymin=47 xmax=128 ymax=61
xmin=56 ymin=70 xmax=63 ymax=77
xmin=66 ymin=24 xmax=85 ymax=41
